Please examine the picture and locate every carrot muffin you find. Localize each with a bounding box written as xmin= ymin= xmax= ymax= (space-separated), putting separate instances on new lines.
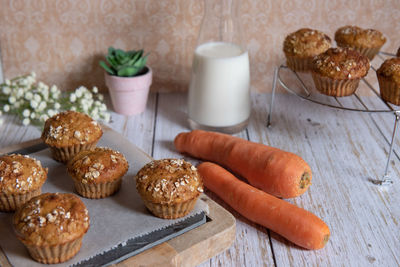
xmin=135 ymin=159 xmax=203 ymax=219
xmin=335 ymin=26 xmax=386 ymax=60
xmin=0 ymin=154 xmax=47 ymax=212
xmin=311 ymin=47 xmax=370 ymax=97
xmin=67 ymin=147 xmax=128 ymax=199
xmin=13 ymin=193 xmax=90 ymax=264
xmin=41 ymin=111 xmax=103 ymax=163
xmin=283 ymin=28 xmax=331 ymax=72
xmin=377 ymin=58 xmax=400 ymax=105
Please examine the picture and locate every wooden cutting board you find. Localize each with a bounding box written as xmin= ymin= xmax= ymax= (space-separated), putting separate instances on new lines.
xmin=0 ymin=135 xmax=236 ymax=267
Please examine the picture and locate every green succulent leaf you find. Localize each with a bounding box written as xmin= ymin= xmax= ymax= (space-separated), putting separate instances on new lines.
xmin=117 ymin=66 xmax=139 ymax=77
xmin=101 ymin=46 xmax=149 ymax=77
xmin=99 ymin=61 xmax=115 ymax=75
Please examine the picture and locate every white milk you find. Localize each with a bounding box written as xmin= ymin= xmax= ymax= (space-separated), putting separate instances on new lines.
xmin=188 ymin=42 xmax=250 ymax=128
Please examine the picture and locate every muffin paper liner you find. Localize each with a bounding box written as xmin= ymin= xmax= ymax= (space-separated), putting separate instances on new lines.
xmin=142 ymin=197 xmax=199 ymax=219
xmin=0 ymin=188 xmax=41 ymax=212
xmin=336 ymin=42 xmax=382 ymax=61
xmin=355 ymin=46 xmax=382 ymax=61
xmin=378 ymin=76 xmax=400 ymax=106
xmin=22 ymin=236 xmax=83 ymax=264
xmin=286 ymin=56 xmax=313 ymax=72
xmin=74 ymin=179 xmax=122 ymax=199
xmin=49 ymin=142 xmax=98 ymax=164
xmin=311 ymin=72 xmax=360 ymax=97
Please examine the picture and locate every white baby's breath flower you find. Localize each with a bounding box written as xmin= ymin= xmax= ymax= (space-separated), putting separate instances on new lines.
xmin=8 ymin=96 xmax=16 ymax=104
xmin=25 ymin=91 xmax=33 ymax=100
xmin=91 ymin=113 xmax=99 ymax=120
xmin=33 ymin=94 xmax=41 ymax=102
xmin=54 ymin=102 xmax=61 ymax=110
xmin=98 ymin=94 xmax=104 ymax=101
xmin=84 ymin=92 xmax=92 ymax=100
xmin=17 ymin=88 xmax=24 ymax=98
xmin=50 ymin=85 xmax=58 ymax=93
xmin=22 ymin=118 xmax=30 ymax=126
xmin=3 ymin=105 xmax=10 ymax=112
xmin=70 ymin=106 xmax=77 ymax=111
xmin=30 ymin=100 xmax=38 ymax=109
xmin=99 ymin=103 xmax=107 ymax=111
xmin=22 ymin=109 xmax=30 ymax=117
xmin=14 ymin=102 xmax=21 ymax=108
xmin=103 ymin=113 xmax=111 ymax=123
xmin=30 ymin=113 xmax=36 ymax=119
xmin=39 ymin=114 xmax=49 ymax=122
xmin=92 ymin=86 xmax=98 ymax=93
xmin=2 ymin=86 xmax=11 ymax=95
xmin=30 ymin=72 xmax=36 ymax=78
xmin=47 ymin=109 xmax=56 ymax=117
xmin=75 ymin=89 xmax=83 ymax=98
xmin=70 ymin=94 xmax=77 ymax=102
xmin=5 ymin=79 xmax=10 ymax=85
xmin=38 ymin=101 xmax=47 ymax=111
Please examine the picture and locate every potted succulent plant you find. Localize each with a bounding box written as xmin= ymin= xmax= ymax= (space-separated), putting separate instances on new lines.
xmin=100 ymin=47 xmax=152 ymax=115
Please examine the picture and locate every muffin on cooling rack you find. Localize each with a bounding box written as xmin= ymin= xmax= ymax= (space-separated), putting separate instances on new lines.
xmin=41 ymin=111 xmax=103 ymax=163
xmin=0 ymin=154 xmax=47 ymax=212
xmin=334 ymin=25 xmax=386 ymax=60
xmin=377 ymin=58 xmax=400 ymax=105
xmin=135 ymin=159 xmax=203 ymax=219
xmin=283 ymin=28 xmax=331 ymax=72
xmin=67 ymin=147 xmax=129 ymax=199
xmin=311 ymin=47 xmax=370 ymax=97
xmin=13 ymin=193 xmax=90 ymax=264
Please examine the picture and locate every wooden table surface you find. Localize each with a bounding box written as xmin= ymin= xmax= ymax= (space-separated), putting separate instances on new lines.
xmin=1 ymin=87 xmax=400 ymax=266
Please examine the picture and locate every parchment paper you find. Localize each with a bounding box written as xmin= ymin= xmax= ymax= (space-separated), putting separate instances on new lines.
xmin=0 ymin=130 xmax=208 ymax=267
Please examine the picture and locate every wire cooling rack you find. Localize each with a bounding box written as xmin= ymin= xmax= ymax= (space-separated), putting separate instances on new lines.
xmin=268 ymin=51 xmax=398 ymax=186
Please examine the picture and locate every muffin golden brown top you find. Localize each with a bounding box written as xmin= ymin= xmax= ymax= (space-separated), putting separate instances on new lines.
xmin=135 ymin=159 xmax=203 ymax=204
xmin=0 ymin=154 xmax=47 ymax=194
xmin=377 ymin=58 xmax=400 ymax=84
xmin=41 ymin=111 xmax=103 ymax=148
xmin=13 ymin=193 xmax=89 ymax=246
xmin=67 ymin=147 xmax=128 ymax=184
xmin=312 ymin=47 xmax=370 ymax=79
xmin=335 ymin=26 xmax=386 ymax=48
xmin=283 ymin=28 xmax=331 ymax=58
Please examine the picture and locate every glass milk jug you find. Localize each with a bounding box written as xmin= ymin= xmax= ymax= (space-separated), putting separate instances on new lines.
xmin=188 ymin=0 xmax=251 ymax=134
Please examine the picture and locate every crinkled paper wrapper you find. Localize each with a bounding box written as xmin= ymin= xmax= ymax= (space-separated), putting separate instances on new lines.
xmin=0 ymin=130 xmax=208 ymax=267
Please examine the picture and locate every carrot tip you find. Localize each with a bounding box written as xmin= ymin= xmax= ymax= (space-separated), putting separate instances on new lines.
xmin=323 ymin=234 xmax=330 ymax=245
xmin=299 ymin=172 xmax=311 ymax=189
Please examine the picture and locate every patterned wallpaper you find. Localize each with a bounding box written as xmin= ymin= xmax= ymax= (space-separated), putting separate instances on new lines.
xmin=0 ymin=0 xmax=399 ymax=92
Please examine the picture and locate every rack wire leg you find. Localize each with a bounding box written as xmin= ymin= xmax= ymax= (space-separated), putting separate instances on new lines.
xmin=267 ymin=67 xmax=278 ymax=127
xmin=381 ymin=112 xmax=400 ymax=185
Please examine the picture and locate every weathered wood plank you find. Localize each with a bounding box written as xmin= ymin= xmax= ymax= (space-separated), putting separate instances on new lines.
xmin=250 ymin=92 xmax=400 ymax=266
xmin=153 ymin=93 xmax=276 ymax=267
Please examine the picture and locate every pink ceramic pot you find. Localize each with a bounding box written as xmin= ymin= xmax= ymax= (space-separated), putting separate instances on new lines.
xmin=105 ymin=67 xmax=153 ymax=115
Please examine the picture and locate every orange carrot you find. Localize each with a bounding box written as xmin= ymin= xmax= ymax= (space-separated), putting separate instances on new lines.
xmin=174 ymin=130 xmax=312 ymax=198
xmin=198 ymin=162 xmax=329 ymax=250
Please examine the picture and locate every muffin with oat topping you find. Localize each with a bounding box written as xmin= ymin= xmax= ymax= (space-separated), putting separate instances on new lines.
xmin=311 ymin=47 xmax=370 ymax=97
xmin=13 ymin=193 xmax=90 ymax=264
xmin=0 ymin=154 xmax=47 ymax=212
xmin=67 ymin=147 xmax=128 ymax=199
xmin=283 ymin=28 xmax=331 ymax=72
xmin=377 ymin=58 xmax=400 ymax=105
xmin=135 ymin=159 xmax=203 ymax=219
xmin=335 ymin=26 xmax=386 ymax=60
xmin=41 ymin=111 xmax=103 ymax=163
